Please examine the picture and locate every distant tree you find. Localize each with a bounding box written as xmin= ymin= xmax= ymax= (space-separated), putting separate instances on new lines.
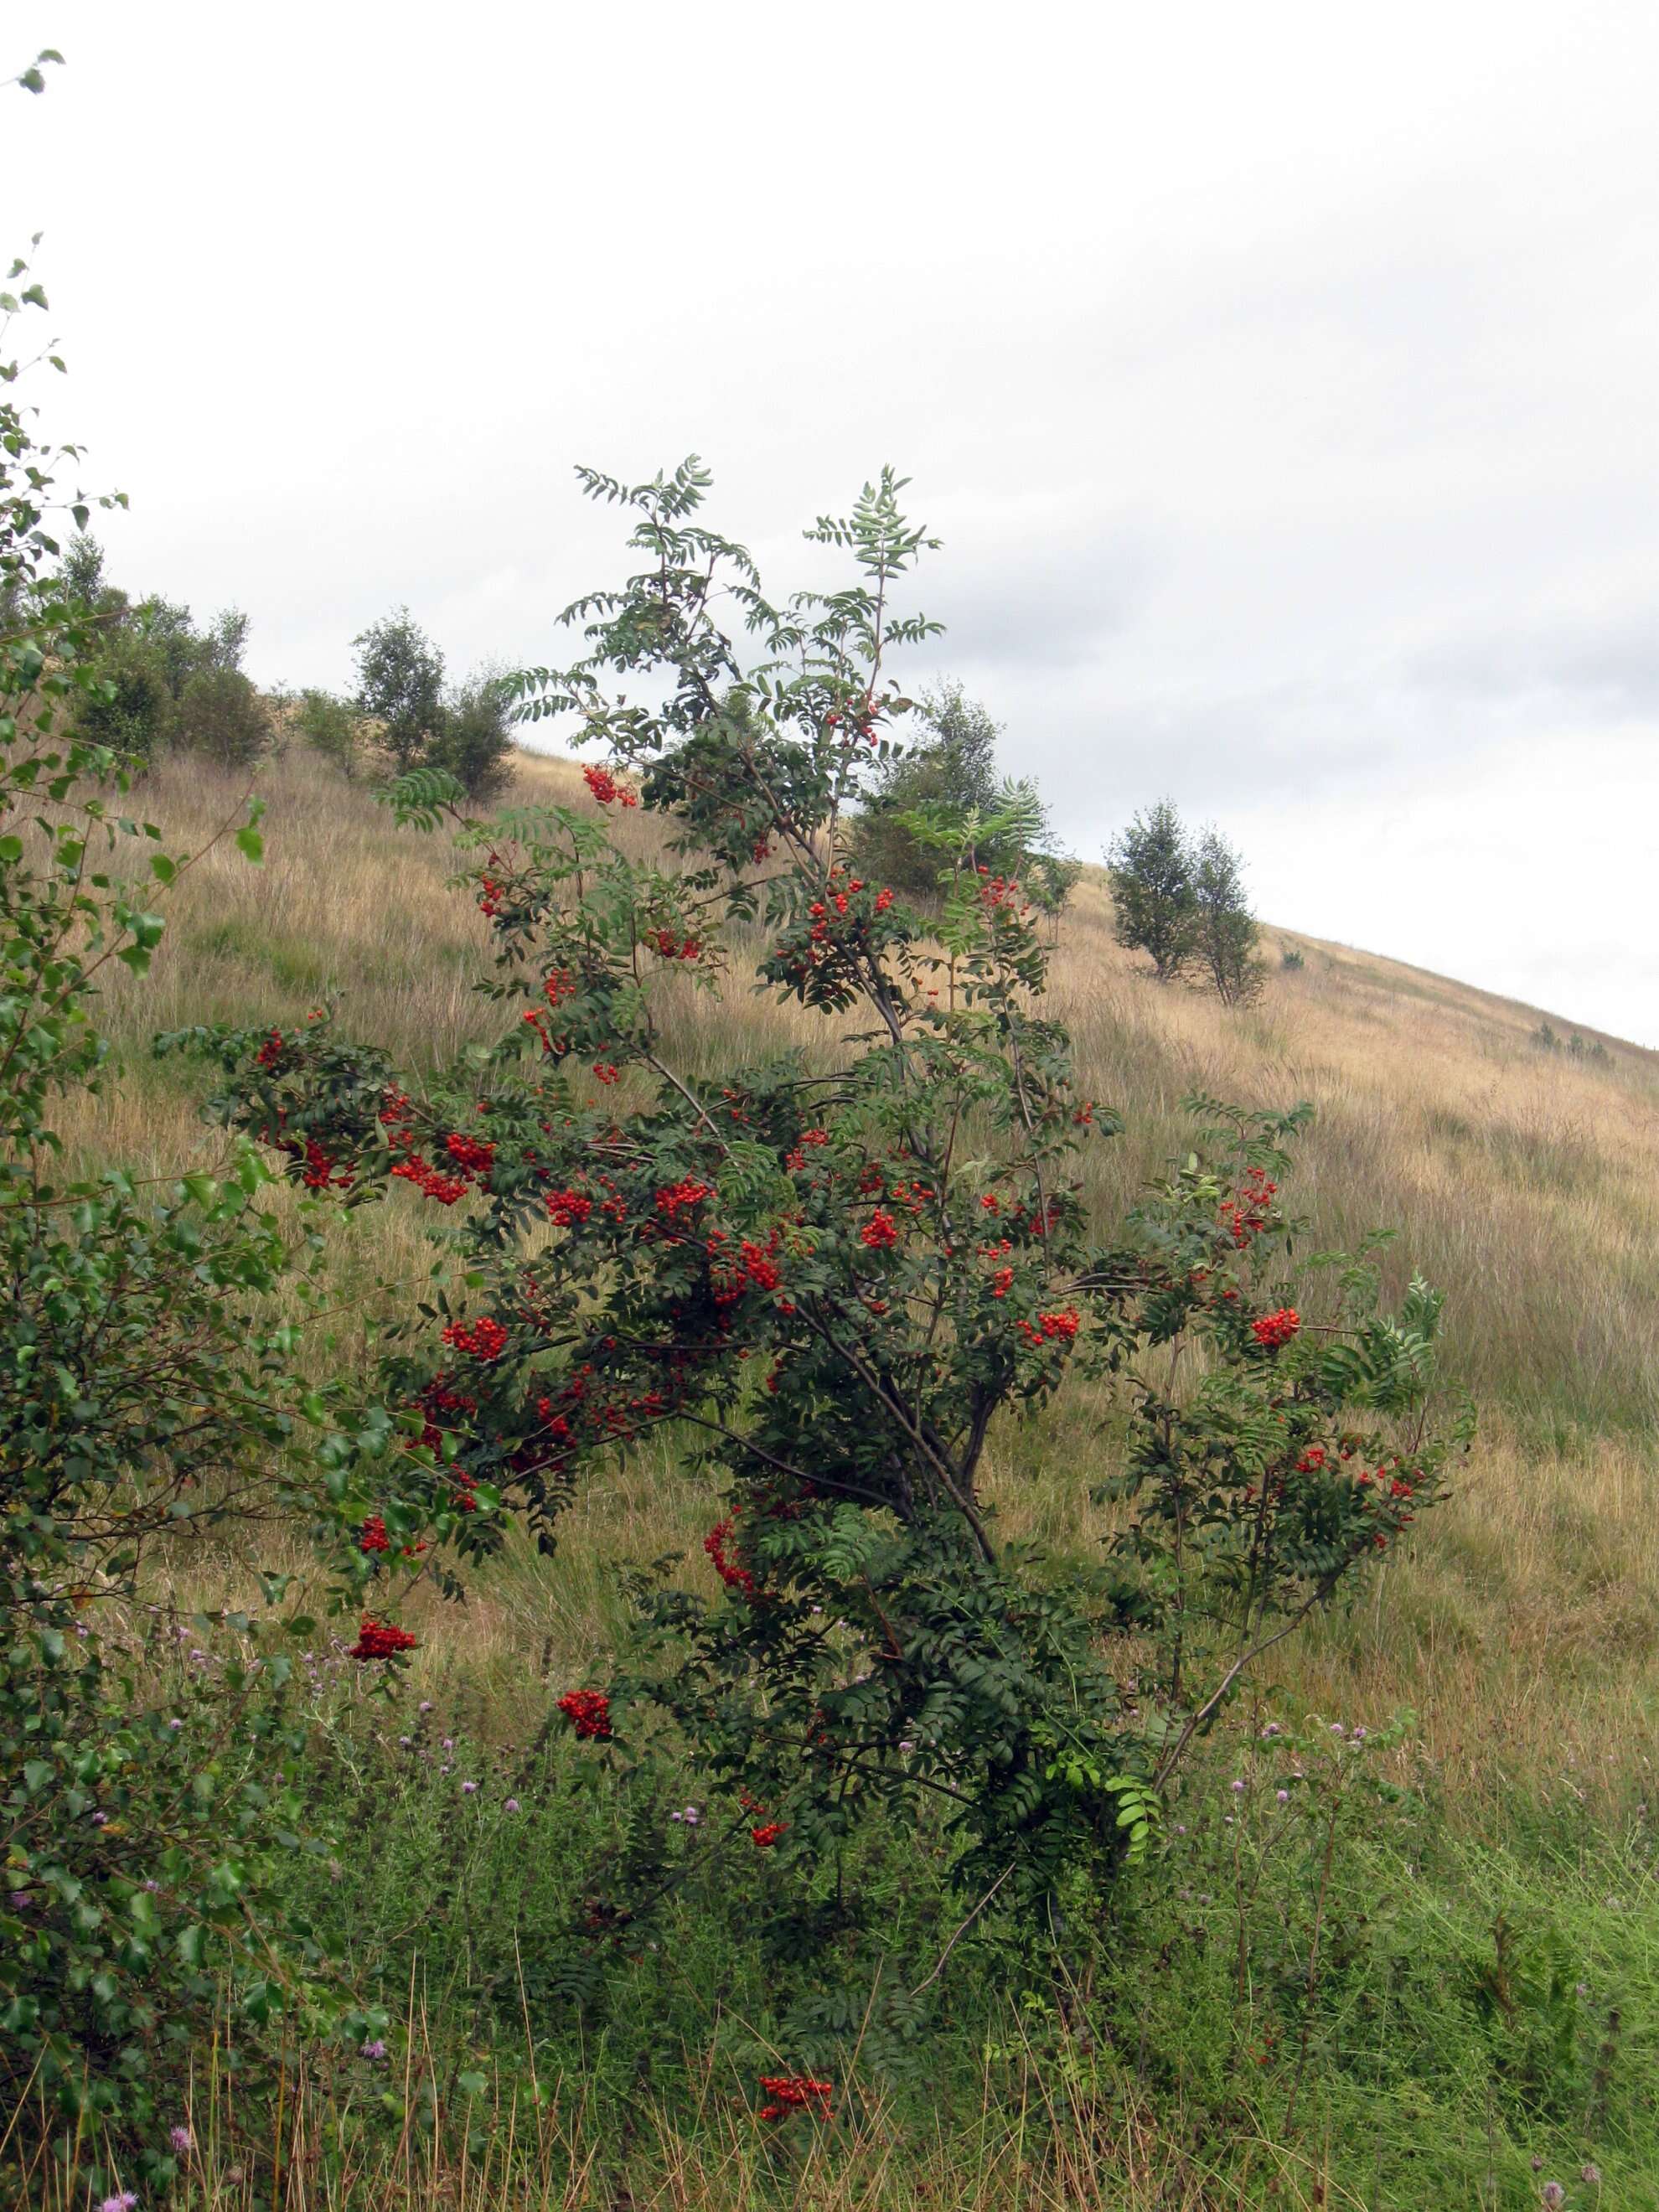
xmin=353 ymin=607 xmax=445 ymax=773
xmin=203 ymin=604 xmax=250 ymax=674
xmin=854 ymin=682 xmax=1065 ymax=903
xmin=132 ymin=597 xmax=251 ymax=702
xmin=173 ymin=664 xmax=271 ymax=770
xmin=135 ymin=596 xmax=200 ymax=699
xmin=1108 ymin=799 xmax=1197 ymax=981
xmin=75 ymin=630 xmax=172 ymax=767
xmin=429 ymin=670 xmax=517 ymax=801
xmin=61 ymin=530 xmax=111 ymax=611
xmin=294 ymin=686 xmax=364 ymax=778
xmin=1192 ymin=826 xmax=1263 ymax=1005
xmin=1026 ymin=849 xmax=1083 ymax=934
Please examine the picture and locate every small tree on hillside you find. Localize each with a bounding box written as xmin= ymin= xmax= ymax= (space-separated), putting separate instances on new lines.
xmin=353 ymin=606 xmax=446 ymax=773
xmin=173 ymin=663 xmax=271 ymax=769
xmin=1193 ymin=825 xmax=1263 ymax=1005
xmin=61 ymin=529 xmax=121 ymax=613
xmin=295 ymin=686 xmax=364 ymax=778
xmin=1108 ymin=798 xmax=1196 ymax=980
xmin=193 ymin=458 xmax=1461 ymax=1954
xmin=430 ymin=668 xmax=517 ymax=800
xmin=855 ymin=680 xmax=1065 ymax=903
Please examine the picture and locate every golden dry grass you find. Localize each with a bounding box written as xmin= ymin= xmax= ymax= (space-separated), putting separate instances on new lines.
xmin=69 ymin=742 xmax=1659 ymax=1806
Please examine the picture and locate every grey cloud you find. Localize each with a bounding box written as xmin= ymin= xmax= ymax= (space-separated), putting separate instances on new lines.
xmin=1410 ymin=610 xmax=1659 ymax=716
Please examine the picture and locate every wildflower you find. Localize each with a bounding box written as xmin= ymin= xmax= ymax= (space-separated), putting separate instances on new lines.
xmin=169 ymin=2127 xmax=194 ymax=2155
xmin=99 ymin=2195 xmax=138 ymax=2212
xmin=1582 ymin=2167 xmax=1602 ymax=2186
xmin=1541 ymin=2187 xmax=1565 ymax=2209
xmin=504 ymin=1798 xmax=521 ymax=1814
xmin=1230 ymin=1778 xmax=1245 ymax=1795
xmin=361 ymin=2039 xmax=388 ymax=2060
xmin=419 ymin=1700 xmax=433 ymax=1713
xmin=167 ymin=1717 xmax=182 ymax=1730
xmin=462 ymin=1780 xmax=478 ymax=1794
xmin=1276 ymin=1788 xmax=1289 ymax=1804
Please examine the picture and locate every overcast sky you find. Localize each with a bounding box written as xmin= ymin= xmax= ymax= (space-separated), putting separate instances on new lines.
xmin=9 ymin=3 xmax=1657 ymax=1043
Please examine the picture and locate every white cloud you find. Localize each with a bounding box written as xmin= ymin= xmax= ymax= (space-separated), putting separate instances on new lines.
xmin=9 ymin=0 xmax=1658 ymax=1041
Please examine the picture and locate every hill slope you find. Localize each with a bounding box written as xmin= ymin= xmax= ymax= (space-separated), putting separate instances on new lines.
xmin=80 ymin=742 xmax=1659 ymax=1802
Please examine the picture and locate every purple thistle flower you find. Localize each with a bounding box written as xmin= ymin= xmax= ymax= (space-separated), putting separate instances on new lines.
xmin=1541 ymin=2185 xmax=1565 ymax=2209
xmin=361 ymin=2039 xmax=388 ymax=2060
xmin=504 ymin=1798 xmax=520 ymax=1813
xmin=462 ymin=1780 xmax=478 ymax=1794
xmin=169 ymin=2126 xmax=193 ymax=2154
xmin=1581 ymin=2166 xmax=1602 ymax=2186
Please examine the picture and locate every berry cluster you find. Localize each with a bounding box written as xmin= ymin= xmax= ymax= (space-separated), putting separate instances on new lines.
xmin=1017 ymin=1306 xmax=1081 ymax=1346
xmin=649 ymin=926 xmax=701 ymax=961
xmin=757 ymin=2073 xmax=832 ymax=2122
xmin=442 ymin=1315 xmax=509 ymax=1361
xmin=545 ymin=1186 xmax=593 ymax=1228
xmin=349 ymin=1616 xmax=418 ymax=1661
xmin=582 ymin=762 xmax=638 ymax=808
xmin=656 ymin=1177 xmax=713 ymax=1223
xmin=704 ymin=1517 xmax=757 ymax=1599
xmin=557 ymin=1688 xmax=612 ymax=1739
xmin=1250 ymin=1307 xmax=1300 ymax=1349
xmin=1219 ymin=1166 xmax=1277 ymax=1248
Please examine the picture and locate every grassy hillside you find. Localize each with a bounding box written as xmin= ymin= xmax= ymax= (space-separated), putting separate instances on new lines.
xmin=54 ymin=741 xmax=1659 ymax=2208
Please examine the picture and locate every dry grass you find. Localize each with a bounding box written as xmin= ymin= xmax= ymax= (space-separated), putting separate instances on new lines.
xmin=70 ymin=742 xmax=1659 ymax=1801
xmin=10 ymin=2011 xmax=1354 ymax=2212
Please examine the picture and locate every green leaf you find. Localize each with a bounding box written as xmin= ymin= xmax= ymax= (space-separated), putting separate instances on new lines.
xmin=235 ymin=825 xmax=264 ymax=863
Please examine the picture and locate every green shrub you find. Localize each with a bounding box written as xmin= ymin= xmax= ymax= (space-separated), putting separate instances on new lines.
xmin=74 ymin=628 xmax=173 ymax=766
xmin=293 ymin=685 xmax=364 ymax=778
xmin=429 ymin=669 xmax=516 ymax=800
xmin=173 ymin=663 xmax=271 ymax=768
xmin=0 ymin=220 xmax=407 ymax=2196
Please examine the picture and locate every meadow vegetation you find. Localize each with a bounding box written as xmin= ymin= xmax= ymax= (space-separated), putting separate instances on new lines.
xmin=18 ymin=726 xmax=1657 ymax=2210
xmin=7 ymin=74 xmax=1659 ymax=2196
